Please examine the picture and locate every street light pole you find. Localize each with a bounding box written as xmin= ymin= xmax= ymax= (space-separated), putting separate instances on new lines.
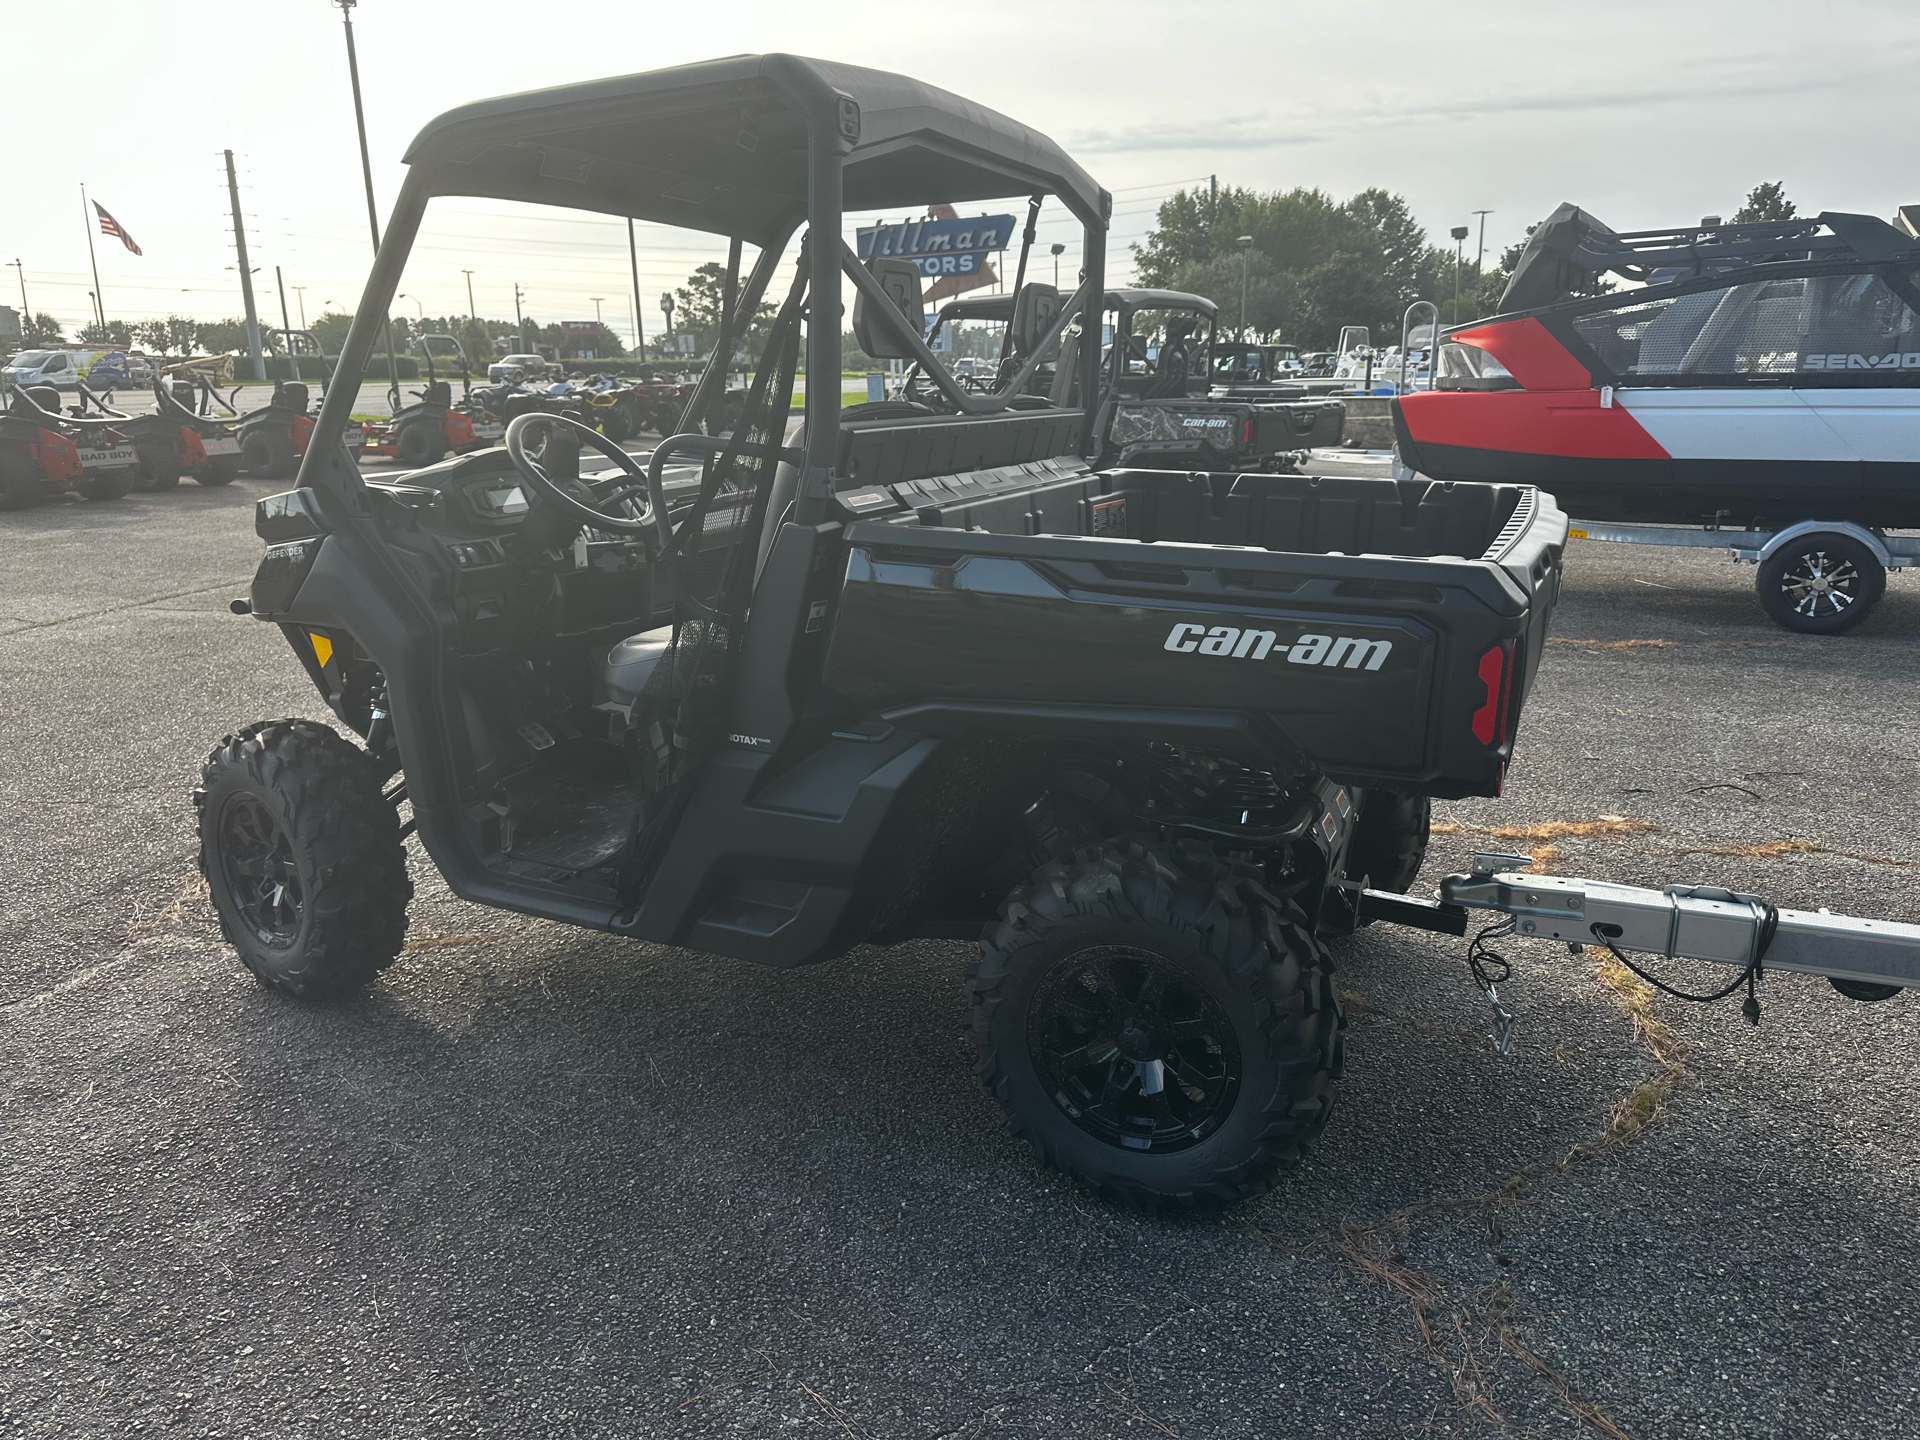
xmin=1472 ymin=209 xmax=1493 ymax=274
xmin=1236 ymin=235 xmax=1254 ymax=340
xmin=627 ymin=219 xmax=645 ymax=360
xmin=291 ymin=285 xmax=307 ymax=328
xmin=1449 ymin=225 xmax=1470 ymax=323
xmin=6 ymin=259 xmax=25 ymax=316
xmin=1050 ymin=241 xmax=1065 ymax=290
xmin=514 ymin=283 xmax=526 ymax=346
xmin=334 ymin=0 xmax=400 ymax=409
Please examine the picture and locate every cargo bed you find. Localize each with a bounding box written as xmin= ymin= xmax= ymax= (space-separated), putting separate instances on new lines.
xmin=824 ymin=466 xmax=1567 ymax=799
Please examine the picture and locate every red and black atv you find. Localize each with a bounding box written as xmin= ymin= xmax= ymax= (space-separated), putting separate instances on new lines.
xmin=235 ymin=379 xmax=368 ymax=481
xmin=0 ymin=384 xmax=140 ymax=510
xmin=363 ymin=336 xmax=505 ymax=466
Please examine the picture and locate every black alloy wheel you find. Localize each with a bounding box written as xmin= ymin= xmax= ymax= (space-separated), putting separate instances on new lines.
xmin=1756 ymin=533 xmax=1884 ymax=634
xmin=1028 ymin=944 xmax=1241 ymax=1153
xmin=216 ymin=790 xmax=304 ymax=947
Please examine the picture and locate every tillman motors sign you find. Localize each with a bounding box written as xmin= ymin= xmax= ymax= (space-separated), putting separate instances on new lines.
xmin=855 ymin=214 xmax=1016 ymax=278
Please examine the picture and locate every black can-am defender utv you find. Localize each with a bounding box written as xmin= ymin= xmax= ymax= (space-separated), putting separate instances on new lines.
xmin=199 ymin=55 xmax=1567 ymax=1211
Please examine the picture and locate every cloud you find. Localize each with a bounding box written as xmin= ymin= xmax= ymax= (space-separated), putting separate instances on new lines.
xmin=1066 ymin=118 xmax=1327 ymax=155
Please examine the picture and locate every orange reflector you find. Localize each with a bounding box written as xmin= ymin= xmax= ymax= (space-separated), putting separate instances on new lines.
xmin=309 ymin=632 xmax=333 ymax=668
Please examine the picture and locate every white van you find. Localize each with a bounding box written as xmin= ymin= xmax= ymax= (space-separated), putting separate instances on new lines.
xmin=1 ymin=349 xmax=83 ymax=392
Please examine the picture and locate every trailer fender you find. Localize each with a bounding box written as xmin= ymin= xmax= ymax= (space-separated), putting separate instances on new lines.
xmin=1747 ymin=521 xmax=1893 ymax=569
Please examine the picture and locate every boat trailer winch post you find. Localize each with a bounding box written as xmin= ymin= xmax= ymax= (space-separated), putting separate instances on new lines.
xmin=1358 ymin=850 xmax=1920 ymax=1003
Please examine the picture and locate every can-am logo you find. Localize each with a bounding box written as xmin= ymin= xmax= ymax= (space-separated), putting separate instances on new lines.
xmin=1180 ymin=415 xmax=1231 ymax=429
xmin=1163 ymin=622 xmax=1392 ymax=671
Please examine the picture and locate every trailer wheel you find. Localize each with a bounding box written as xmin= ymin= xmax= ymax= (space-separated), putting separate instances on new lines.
xmin=1756 ymin=533 xmax=1883 ymax=634
xmin=195 ymin=718 xmax=412 ymax=997
xmin=397 ymin=421 xmax=447 ymax=467
xmin=76 ymin=469 xmax=134 ymax=501
xmin=972 ymin=838 xmax=1342 ymax=1212
xmin=242 ymin=427 xmax=297 ymax=480
xmin=1342 ymin=789 xmax=1430 ymax=909
xmin=0 ymin=444 xmax=40 ymax=510
xmin=134 ymin=443 xmax=181 ymax=493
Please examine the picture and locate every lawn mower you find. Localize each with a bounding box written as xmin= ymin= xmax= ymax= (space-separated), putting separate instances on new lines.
xmin=0 ymin=384 xmax=139 ymax=509
xmin=234 ymin=378 xmax=366 ymax=481
xmin=67 ymin=380 xmax=242 ymax=492
xmin=154 ymin=373 xmax=246 ymax=486
xmin=363 ymin=337 xmax=505 ymax=467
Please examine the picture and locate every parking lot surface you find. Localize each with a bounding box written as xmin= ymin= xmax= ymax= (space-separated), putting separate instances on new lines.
xmin=3 ymin=472 xmax=1917 ymax=1439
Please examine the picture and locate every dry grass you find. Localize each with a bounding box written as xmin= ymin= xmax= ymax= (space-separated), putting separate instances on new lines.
xmin=1548 ymin=637 xmax=1786 ymax=651
xmin=400 ymin=932 xmax=494 ymax=954
xmin=124 ymin=874 xmax=210 ymax=942
xmin=1680 ymin=836 xmax=1917 ymax=868
xmin=1431 ymin=816 xmax=1658 ymax=843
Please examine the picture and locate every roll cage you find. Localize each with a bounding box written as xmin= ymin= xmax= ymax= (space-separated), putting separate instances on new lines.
xmin=309 ymin=54 xmax=1111 ymax=523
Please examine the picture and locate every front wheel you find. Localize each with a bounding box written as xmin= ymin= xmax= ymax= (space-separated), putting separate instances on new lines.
xmin=134 ymin=443 xmax=181 ymax=493
xmin=396 ymin=421 xmax=447 ymax=467
xmin=972 ymin=838 xmax=1343 ymax=1212
xmin=76 ymin=468 xmax=134 ymax=500
xmin=195 ymin=718 xmax=413 ymax=997
xmin=241 ymin=426 xmax=297 ymax=480
xmin=1756 ymin=533 xmax=1884 ymax=634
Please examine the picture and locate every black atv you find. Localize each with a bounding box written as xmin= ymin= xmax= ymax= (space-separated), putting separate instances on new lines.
xmin=197 ymin=57 xmax=1565 ymax=1212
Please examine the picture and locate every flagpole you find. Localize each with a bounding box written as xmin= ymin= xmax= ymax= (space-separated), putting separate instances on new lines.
xmin=80 ymin=183 xmax=105 ymax=328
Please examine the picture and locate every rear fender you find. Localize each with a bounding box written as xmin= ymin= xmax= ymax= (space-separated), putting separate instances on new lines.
xmin=1752 ymin=520 xmax=1891 ymax=568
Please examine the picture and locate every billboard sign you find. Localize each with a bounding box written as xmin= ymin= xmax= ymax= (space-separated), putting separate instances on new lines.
xmin=856 ymin=214 xmax=1016 ymax=280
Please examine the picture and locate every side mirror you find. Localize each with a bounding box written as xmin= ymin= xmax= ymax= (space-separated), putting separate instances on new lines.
xmin=851 ymin=258 xmax=925 ymax=360
xmin=1010 ymin=283 xmax=1062 ymax=356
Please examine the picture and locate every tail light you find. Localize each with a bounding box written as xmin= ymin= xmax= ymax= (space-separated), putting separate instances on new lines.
xmin=1471 ymin=640 xmax=1516 ymax=746
xmin=1241 ymin=417 xmax=1253 ymax=447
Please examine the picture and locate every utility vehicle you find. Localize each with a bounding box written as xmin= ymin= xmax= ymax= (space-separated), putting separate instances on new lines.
xmin=0 ymin=383 xmax=138 ymax=508
xmin=198 ymin=57 xmax=1920 ymax=1212
xmin=197 ymin=56 xmax=1575 ymax=1211
xmin=1396 ymin=204 xmax=1920 ymax=633
xmin=911 ymin=287 xmax=1345 ymax=471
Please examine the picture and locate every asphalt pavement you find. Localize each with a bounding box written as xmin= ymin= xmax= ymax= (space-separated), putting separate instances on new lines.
xmin=3 ymin=469 xmax=1917 ymax=1439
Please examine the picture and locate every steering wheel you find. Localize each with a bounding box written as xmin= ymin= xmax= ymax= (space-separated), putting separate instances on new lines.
xmin=504 ymin=411 xmax=669 ymax=554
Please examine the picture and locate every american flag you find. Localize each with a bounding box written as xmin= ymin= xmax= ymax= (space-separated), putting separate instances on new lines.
xmin=93 ymin=201 xmax=142 ymax=257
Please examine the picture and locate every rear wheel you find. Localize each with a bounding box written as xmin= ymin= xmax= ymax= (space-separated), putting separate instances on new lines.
xmin=972 ymin=838 xmax=1343 ymax=1212
xmin=1757 ymin=532 xmax=1884 ymax=634
xmin=76 ymin=468 xmax=134 ymax=500
xmin=195 ymin=456 xmax=241 ymax=487
xmin=134 ymin=442 xmax=181 ymax=493
xmin=196 ymin=718 xmax=412 ymax=997
xmin=0 ymin=444 xmax=42 ymax=510
xmin=396 ymin=421 xmax=447 ymax=467
xmin=241 ymin=426 xmax=297 ymax=480
xmin=1343 ymin=789 xmax=1431 ymax=901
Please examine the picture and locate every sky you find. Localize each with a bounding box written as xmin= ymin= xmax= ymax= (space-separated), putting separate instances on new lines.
xmin=7 ymin=0 xmax=1917 ymax=347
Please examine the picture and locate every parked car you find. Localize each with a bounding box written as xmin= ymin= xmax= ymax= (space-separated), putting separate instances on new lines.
xmin=2 ymin=349 xmax=83 ymax=392
xmin=488 ymin=352 xmax=552 ymax=384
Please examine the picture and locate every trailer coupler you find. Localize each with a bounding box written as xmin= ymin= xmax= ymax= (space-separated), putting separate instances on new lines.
xmin=1362 ymin=850 xmax=1916 ymax=1010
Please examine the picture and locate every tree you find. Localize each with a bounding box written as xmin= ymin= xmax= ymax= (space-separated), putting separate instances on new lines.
xmin=196 ymin=318 xmax=250 ymax=355
xmin=77 ymin=319 xmax=133 ymax=346
xmin=672 ymin=262 xmax=776 ymax=360
xmin=23 ymin=313 xmax=65 ymax=346
xmin=1732 ymin=181 xmax=1796 ymax=224
xmin=134 ymin=318 xmax=172 ymax=352
xmin=311 ymin=310 xmax=355 ymax=357
xmin=164 ymin=315 xmax=200 ymax=356
xmin=1134 ymin=184 xmax=1454 ymax=347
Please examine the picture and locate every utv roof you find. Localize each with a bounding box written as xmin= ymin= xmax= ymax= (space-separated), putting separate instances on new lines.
xmin=937 ymin=288 xmax=1217 ymax=322
xmin=1501 ymin=202 xmax=1920 ymax=312
xmin=403 ymin=54 xmax=1110 ymax=245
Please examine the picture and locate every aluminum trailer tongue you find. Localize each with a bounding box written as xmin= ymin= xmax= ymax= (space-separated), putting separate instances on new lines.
xmin=1364 ymin=851 xmax=1915 ymax=1053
